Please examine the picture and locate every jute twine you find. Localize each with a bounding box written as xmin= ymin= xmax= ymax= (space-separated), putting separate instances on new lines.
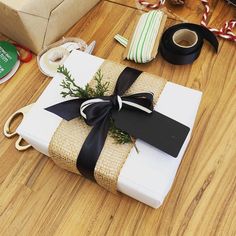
xmin=48 ymin=61 xmax=166 ymax=193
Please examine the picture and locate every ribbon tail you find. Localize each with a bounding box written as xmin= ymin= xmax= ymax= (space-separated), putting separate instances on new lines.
xmin=76 ymin=114 xmax=111 ymax=181
xmin=189 ymin=23 xmax=219 ymax=52
xmin=114 ymin=34 xmax=128 ymax=48
xmin=199 ymin=25 xmax=219 ymax=52
xmin=45 ymin=99 xmax=87 ymax=121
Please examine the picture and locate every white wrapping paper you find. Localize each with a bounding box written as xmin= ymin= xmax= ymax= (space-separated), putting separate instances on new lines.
xmin=17 ymin=50 xmax=202 ymax=208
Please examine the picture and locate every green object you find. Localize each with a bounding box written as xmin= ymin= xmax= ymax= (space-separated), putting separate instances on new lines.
xmin=0 ymin=41 xmax=18 ymax=79
xmin=114 ymin=10 xmax=164 ymax=63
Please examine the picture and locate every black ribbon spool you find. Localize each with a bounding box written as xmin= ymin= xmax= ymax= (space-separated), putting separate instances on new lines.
xmin=159 ymin=23 xmax=219 ymax=65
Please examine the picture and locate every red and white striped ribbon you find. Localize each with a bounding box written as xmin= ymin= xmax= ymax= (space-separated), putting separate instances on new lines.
xmin=138 ymin=0 xmax=236 ymax=42
xmin=138 ymin=0 xmax=165 ymax=9
xmin=201 ymin=0 xmax=236 ymax=42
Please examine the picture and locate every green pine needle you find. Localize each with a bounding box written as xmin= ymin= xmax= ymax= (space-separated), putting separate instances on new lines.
xmin=58 ymin=65 xmax=132 ymax=144
xmin=109 ymin=120 xmax=132 ymax=144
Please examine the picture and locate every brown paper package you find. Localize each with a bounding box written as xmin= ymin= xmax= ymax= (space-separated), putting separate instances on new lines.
xmin=0 ymin=0 xmax=100 ymax=53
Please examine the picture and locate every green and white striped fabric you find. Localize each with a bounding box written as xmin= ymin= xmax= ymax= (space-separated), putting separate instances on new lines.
xmin=114 ymin=35 xmax=128 ymax=47
xmin=115 ymin=10 xmax=164 ymax=63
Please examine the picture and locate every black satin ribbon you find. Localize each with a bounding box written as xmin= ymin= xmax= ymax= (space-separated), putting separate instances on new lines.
xmin=46 ymin=67 xmax=155 ymax=181
xmin=159 ymin=23 xmax=219 ymax=65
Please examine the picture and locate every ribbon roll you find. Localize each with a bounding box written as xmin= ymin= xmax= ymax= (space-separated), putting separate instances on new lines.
xmin=159 ymin=23 xmax=219 ymax=65
xmin=40 ymin=47 xmax=70 ymax=77
xmin=115 ymin=10 xmax=167 ymax=64
xmin=37 ymin=38 xmax=88 ymax=77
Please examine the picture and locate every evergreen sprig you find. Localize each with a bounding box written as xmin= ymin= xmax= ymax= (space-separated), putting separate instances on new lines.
xmin=58 ymin=65 xmax=132 ymax=145
xmin=58 ymin=66 xmax=109 ymax=98
xmin=109 ymin=120 xmax=132 ymax=144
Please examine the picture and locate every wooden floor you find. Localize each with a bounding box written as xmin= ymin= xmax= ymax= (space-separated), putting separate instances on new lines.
xmin=0 ymin=0 xmax=236 ymax=235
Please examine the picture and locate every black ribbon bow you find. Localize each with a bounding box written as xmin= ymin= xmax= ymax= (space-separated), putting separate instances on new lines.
xmin=46 ymin=67 xmax=154 ymax=181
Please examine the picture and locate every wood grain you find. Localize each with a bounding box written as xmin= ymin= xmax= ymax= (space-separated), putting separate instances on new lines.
xmin=0 ymin=0 xmax=236 ymax=235
xmin=107 ymin=0 xmax=220 ymax=23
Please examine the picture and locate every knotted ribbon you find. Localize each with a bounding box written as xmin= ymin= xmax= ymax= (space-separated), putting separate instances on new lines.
xmin=46 ymin=67 xmax=154 ymax=181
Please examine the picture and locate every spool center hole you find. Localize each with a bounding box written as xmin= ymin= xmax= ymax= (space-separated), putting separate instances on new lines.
xmin=173 ymin=29 xmax=198 ymax=48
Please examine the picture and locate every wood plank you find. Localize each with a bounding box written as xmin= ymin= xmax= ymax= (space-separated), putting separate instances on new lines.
xmin=107 ymin=0 xmax=220 ymax=23
xmin=0 ymin=0 xmax=235 ymax=235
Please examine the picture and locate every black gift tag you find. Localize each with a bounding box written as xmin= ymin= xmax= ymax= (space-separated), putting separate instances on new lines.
xmin=112 ymin=110 xmax=190 ymax=157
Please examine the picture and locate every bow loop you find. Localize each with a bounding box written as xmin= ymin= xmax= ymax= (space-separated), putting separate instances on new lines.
xmin=122 ymin=93 xmax=154 ymax=112
xmin=80 ymin=92 xmax=154 ymax=127
xmin=80 ymin=98 xmax=112 ymax=126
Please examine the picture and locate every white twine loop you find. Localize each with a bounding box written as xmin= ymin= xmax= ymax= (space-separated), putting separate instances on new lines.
xmin=80 ymin=94 xmax=153 ymax=120
xmin=117 ymin=95 xmax=123 ymax=111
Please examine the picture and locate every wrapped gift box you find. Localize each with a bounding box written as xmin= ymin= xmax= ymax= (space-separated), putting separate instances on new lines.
xmin=0 ymin=0 xmax=100 ymax=53
xmin=17 ymin=51 xmax=202 ymax=208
